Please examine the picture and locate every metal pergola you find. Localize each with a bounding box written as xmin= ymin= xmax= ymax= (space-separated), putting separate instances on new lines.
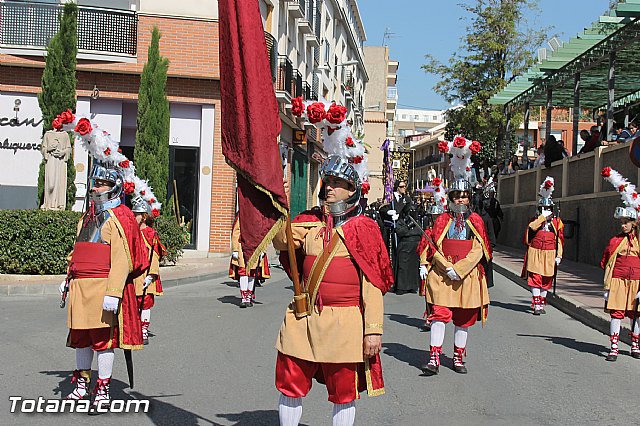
xmin=489 ymin=0 xmax=640 ymax=158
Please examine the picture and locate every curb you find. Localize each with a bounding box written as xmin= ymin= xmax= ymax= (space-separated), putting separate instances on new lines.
xmin=0 ymin=270 xmax=230 ymax=297
xmin=493 ymin=262 xmax=633 ymax=345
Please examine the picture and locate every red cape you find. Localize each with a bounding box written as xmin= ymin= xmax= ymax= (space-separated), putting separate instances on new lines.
xmin=429 ymin=212 xmax=492 ymax=261
xmin=521 ymin=216 xmax=564 ymax=278
xmin=601 ymin=233 xmax=632 ymax=269
xmin=280 ymin=209 xmax=393 ymax=294
xmin=141 ymin=226 xmax=166 ymax=293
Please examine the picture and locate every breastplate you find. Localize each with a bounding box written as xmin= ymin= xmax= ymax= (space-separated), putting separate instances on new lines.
xmin=76 ymin=210 xmax=111 ymax=243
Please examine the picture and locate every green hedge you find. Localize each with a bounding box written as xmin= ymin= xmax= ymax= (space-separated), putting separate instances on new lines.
xmin=0 ymin=210 xmax=185 ymax=275
xmin=0 ymin=210 xmax=82 ymax=274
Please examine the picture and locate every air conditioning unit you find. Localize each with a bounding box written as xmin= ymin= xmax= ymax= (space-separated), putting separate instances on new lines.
xmin=548 ymin=36 xmax=562 ymax=52
xmin=537 ymin=48 xmax=547 ymax=64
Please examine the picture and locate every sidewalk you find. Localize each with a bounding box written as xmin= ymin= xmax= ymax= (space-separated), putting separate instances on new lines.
xmin=0 ymin=253 xmax=232 ymax=297
xmin=493 ymin=244 xmax=635 ymax=344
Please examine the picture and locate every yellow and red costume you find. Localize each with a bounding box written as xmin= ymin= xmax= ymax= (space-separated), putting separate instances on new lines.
xmin=134 ymin=227 xmax=165 ymax=307
xmin=601 ymin=233 xmax=640 ymax=319
xmin=228 ymin=217 xmax=270 ymax=280
xmin=273 ymin=208 xmax=392 ymax=403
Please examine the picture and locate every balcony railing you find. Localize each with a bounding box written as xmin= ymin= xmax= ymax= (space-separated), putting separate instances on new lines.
xmin=265 ymin=32 xmax=277 ymax=83
xmin=0 ymin=1 xmax=137 ymax=56
xmin=387 ymin=87 xmax=398 ymax=101
xmin=276 ymin=56 xmax=294 ymax=95
xmin=291 ymin=70 xmax=303 ymax=98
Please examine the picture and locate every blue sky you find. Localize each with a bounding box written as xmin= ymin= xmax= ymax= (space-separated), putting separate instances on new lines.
xmin=359 ymin=0 xmax=609 ymax=110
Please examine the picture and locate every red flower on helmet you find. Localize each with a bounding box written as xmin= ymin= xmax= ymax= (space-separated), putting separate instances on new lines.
xmin=633 ymin=193 xmax=639 ymax=199
xmin=104 ymin=148 xmax=111 ymax=156
xmin=466 ymin=167 xmax=471 ymax=172
xmin=60 ymin=109 xmax=74 ymax=124
xmin=118 ymin=148 xmax=123 ymax=153
xmin=350 ymin=156 xmax=363 ymax=164
xmin=140 ymin=191 xmax=146 ymax=196
xmin=361 ymin=180 xmax=370 ymax=195
xmin=74 ymin=118 xmax=92 ymax=136
xmin=306 ymin=102 xmax=326 ymax=124
xmin=152 ymin=208 xmax=160 ymax=217
xmin=601 ymin=167 xmax=611 ymax=178
xmin=123 ymin=181 xmax=135 ymax=194
xmin=327 ymin=126 xmax=338 ymax=135
xmin=291 ymin=97 xmax=304 ymax=117
xmin=618 ymin=184 xmax=626 ymax=192
xmin=345 ymin=137 xmax=355 ymax=147
xmin=470 ymin=140 xmax=482 ymax=154
xmin=326 ymin=103 xmax=347 ymax=124
xmin=150 ymin=198 xmax=156 ymax=203
xmin=52 ymin=117 xmax=63 ymax=130
xmin=435 ymin=188 xmax=440 ymax=192
xmin=119 ymin=160 xmax=130 ymax=168
xmin=432 ymin=177 xmax=442 ymax=186
xmin=453 ymin=136 xmax=467 ymax=148
xmin=438 ymin=141 xmax=449 ymax=153
xmin=544 ymin=180 xmax=553 ymax=189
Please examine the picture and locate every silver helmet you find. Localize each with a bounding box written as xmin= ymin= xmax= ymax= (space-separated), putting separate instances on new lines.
xmin=89 ymin=162 xmax=123 ymax=205
xmin=538 ymin=197 xmax=554 ymax=207
xmin=427 ymin=204 xmax=445 ymax=215
xmin=448 ymin=178 xmax=471 ymax=214
xmin=131 ymin=195 xmax=151 ymax=214
xmin=614 ymin=206 xmax=638 ymax=220
xmin=450 ymin=178 xmax=471 ymax=192
xmin=319 ymin=155 xmax=361 ymax=218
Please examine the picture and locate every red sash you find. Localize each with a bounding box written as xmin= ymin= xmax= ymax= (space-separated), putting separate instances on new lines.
xmin=303 ymin=256 xmax=360 ymax=307
xmin=612 ymin=255 xmax=640 ymax=280
xmin=442 ymin=239 xmax=473 ymax=264
xmin=530 ymin=230 xmax=556 ymax=250
xmin=70 ymin=242 xmax=110 ymax=279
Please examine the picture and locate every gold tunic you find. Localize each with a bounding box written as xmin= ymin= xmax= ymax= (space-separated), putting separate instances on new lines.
xmin=603 ymin=236 xmax=640 ymax=312
xmin=134 ymin=230 xmax=161 ymax=296
xmin=273 ymin=221 xmax=384 ymax=363
xmin=67 ymin=218 xmax=132 ymax=329
xmin=526 ymin=215 xmax=564 ymax=277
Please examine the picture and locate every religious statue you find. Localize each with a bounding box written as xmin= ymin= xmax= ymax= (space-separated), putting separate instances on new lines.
xmin=41 ymin=129 xmax=72 ymax=210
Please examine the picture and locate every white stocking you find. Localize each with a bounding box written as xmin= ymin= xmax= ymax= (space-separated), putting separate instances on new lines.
xmin=96 ymin=349 xmax=114 ymax=379
xmin=332 ymin=402 xmax=356 ymax=426
xmin=633 ymin=318 xmax=640 ymax=335
xmin=610 ymin=318 xmax=622 ymax=336
xmin=540 ymin=290 xmax=548 ymax=299
xmin=278 ymin=394 xmax=302 ymax=426
xmin=430 ymin=321 xmax=445 ymax=347
xmin=454 ymin=326 xmax=468 ymax=348
xmin=239 ymin=276 xmax=249 ymax=292
xmin=76 ymin=347 xmax=93 ymax=370
xmin=531 ymin=288 xmax=541 ymax=297
xmin=141 ymin=309 xmax=151 ymax=323
xmin=247 ymin=277 xmax=256 ymax=292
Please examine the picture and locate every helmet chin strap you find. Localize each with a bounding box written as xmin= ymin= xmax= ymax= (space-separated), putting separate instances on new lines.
xmin=449 ymin=203 xmax=469 ymax=214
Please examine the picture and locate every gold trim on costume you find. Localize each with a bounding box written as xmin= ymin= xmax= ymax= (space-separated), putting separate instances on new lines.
xmin=309 ymin=232 xmax=342 ymax=309
xmin=365 ymin=323 xmax=384 ymax=330
xmin=364 ymin=358 xmax=385 ymax=397
xmin=108 ymin=210 xmax=134 ymax=273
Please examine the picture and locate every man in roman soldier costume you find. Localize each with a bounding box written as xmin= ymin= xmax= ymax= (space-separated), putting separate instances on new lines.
xmin=60 ymin=162 xmax=149 ymax=409
xmin=421 ymin=136 xmax=491 ymax=376
xmin=600 ymin=167 xmax=640 ymax=361
xmin=229 ymin=215 xmax=270 ymax=308
xmin=521 ymin=177 xmax=564 ymax=315
xmin=273 ymin=154 xmax=392 ymax=425
xmin=132 ymin=196 xmax=166 ymax=344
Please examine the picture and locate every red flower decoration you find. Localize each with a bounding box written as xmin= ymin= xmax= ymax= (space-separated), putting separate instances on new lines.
xmin=306 ymin=102 xmax=326 ymax=124
xmin=291 ymin=97 xmax=304 ymax=117
xmin=432 ymin=177 xmax=442 ymax=186
xmin=544 ymin=180 xmax=553 ymax=189
xmin=438 ymin=141 xmax=449 ymax=153
xmin=636 ymin=205 xmax=640 ymax=212
xmin=52 ymin=117 xmax=63 ymax=130
xmin=150 ymin=198 xmax=156 ymax=203
xmin=123 ymin=181 xmax=135 ymax=195
xmin=601 ymin=167 xmax=611 ymax=178
xmin=104 ymin=148 xmax=111 ymax=156
xmin=466 ymin=167 xmax=471 ymax=172
xmin=118 ymin=148 xmax=123 ymax=153
xmin=326 ymin=103 xmax=347 ymax=124
xmin=119 ymin=160 xmax=130 ymax=168
xmin=59 ymin=109 xmax=74 ymax=124
xmin=634 ymin=193 xmax=639 ymax=199
xmin=618 ymin=184 xmax=626 ymax=192
xmin=435 ymin=188 xmax=440 ymax=192
xmin=453 ymin=136 xmax=467 ymax=148
xmin=361 ymin=181 xmax=370 ymax=195
xmin=152 ymin=208 xmax=160 ymax=218
xmin=345 ymin=137 xmax=355 ymax=147
xmin=350 ymin=156 xmax=363 ymax=164
xmin=327 ymin=126 xmax=338 ymax=135
xmin=74 ymin=118 xmax=93 ymax=136
xmin=140 ymin=191 xmax=146 ymax=196
xmin=470 ymin=140 xmax=482 ymax=154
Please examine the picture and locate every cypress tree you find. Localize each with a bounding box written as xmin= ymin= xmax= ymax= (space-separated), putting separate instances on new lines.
xmin=135 ymin=26 xmax=170 ymax=207
xmin=37 ymin=2 xmax=78 ymax=210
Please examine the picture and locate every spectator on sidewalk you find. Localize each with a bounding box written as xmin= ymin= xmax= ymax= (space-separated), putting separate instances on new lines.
xmin=521 ymin=177 xmax=564 ymax=315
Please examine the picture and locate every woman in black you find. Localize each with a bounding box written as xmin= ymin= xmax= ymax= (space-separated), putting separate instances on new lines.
xmin=393 ymin=204 xmax=423 ymax=294
xmin=544 ymin=135 xmax=564 ymax=167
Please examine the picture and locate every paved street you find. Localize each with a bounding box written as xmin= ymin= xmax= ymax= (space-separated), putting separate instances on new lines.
xmin=1 ymin=268 xmax=639 ymax=426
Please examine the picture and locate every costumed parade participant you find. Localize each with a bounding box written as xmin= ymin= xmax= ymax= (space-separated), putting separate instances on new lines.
xmin=56 ymin=111 xmax=159 ymax=409
xmin=521 ymin=177 xmax=564 ymax=315
xmin=229 ymin=216 xmax=270 ymax=308
xmin=132 ymin=196 xmax=166 ymax=344
xmin=600 ymin=167 xmax=640 ymax=361
xmin=421 ymin=136 xmax=491 ymax=376
xmin=274 ymin=98 xmax=393 ymax=426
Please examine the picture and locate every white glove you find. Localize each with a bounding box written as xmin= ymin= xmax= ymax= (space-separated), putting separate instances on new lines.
xmin=446 ymin=267 xmax=461 ymax=281
xmin=391 ymin=213 xmax=400 ymax=221
xmin=604 ymin=290 xmax=609 ymax=301
xmin=555 ymin=257 xmax=561 ymax=266
xmin=636 ymin=291 xmax=640 ymax=300
xmin=420 ymin=265 xmax=428 ymax=280
xmin=102 ymin=296 xmax=120 ymax=314
xmin=59 ymin=280 xmax=66 ymax=296
xmin=143 ymin=275 xmax=154 ymax=289
xmin=232 ymin=251 xmax=239 ymax=260
xmin=542 ymin=210 xmax=553 ymax=218
xmin=259 ymin=252 xmax=265 ymax=261
xmin=386 ymin=209 xmax=397 ymax=217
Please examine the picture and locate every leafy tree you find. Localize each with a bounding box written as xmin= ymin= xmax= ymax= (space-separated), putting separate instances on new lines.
xmin=37 ymin=2 xmax=78 ymax=209
xmin=423 ymin=0 xmax=549 ymax=165
xmin=135 ymin=26 xmax=170 ymax=207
